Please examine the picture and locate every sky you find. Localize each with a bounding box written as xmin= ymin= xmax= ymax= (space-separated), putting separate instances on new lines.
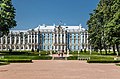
xmin=12 ymin=0 xmax=99 ymax=30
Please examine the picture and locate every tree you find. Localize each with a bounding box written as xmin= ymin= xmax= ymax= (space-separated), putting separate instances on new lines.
xmin=87 ymin=0 xmax=120 ymax=56
xmin=0 ymin=0 xmax=16 ymax=37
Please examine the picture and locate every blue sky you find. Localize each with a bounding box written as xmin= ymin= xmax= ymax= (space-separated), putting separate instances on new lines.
xmin=12 ymin=0 xmax=99 ymax=30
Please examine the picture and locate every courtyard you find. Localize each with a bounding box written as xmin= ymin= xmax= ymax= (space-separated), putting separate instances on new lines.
xmin=0 ymin=60 xmax=120 ymax=79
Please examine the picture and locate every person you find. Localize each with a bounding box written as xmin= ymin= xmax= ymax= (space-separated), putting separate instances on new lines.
xmin=58 ymin=53 xmax=60 ymax=57
xmin=61 ymin=53 xmax=63 ymax=57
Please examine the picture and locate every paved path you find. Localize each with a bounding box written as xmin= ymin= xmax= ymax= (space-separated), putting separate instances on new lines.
xmin=0 ymin=60 xmax=120 ymax=79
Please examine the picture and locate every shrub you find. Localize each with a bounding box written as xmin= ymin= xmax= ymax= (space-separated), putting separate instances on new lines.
xmin=67 ymin=56 xmax=78 ymax=60
xmin=32 ymin=56 xmax=52 ymax=60
xmin=116 ymin=64 xmax=120 ymax=66
xmin=0 ymin=62 xmax=10 ymax=65
xmin=4 ymin=55 xmax=52 ymax=60
xmin=0 ymin=51 xmax=30 ymax=55
xmin=40 ymin=51 xmax=50 ymax=55
xmin=87 ymin=59 xmax=120 ymax=63
xmin=0 ymin=59 xmax=32 ymax=63
xmin=9 ymin=51 xmax=28 ymax=55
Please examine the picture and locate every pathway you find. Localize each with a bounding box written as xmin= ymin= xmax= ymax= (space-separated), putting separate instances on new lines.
xmin=0 ymin=60 xmax=120 ymax=79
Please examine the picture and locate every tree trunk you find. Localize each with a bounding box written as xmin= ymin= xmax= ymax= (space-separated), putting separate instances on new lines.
xmin=113 ymin=45 xmax=116 ymax=55
xmin=104 ymin=44 xmax=107 ymax=55
xmin=116 ymin=44 xmax=120 ymax=56
xmin=105 ymin=49 xmax=107 ymax=55
xmin=100 ymin=49 xmax=102 ymax=55
xmin=108 ymin=45 xmax=111 ymax=53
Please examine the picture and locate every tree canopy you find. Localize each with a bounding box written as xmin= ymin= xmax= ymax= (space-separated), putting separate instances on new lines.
xmin=87 ymin=0 xmax=120 ymax=55
xmin=0 ymin=0 xmax=16 ymax=37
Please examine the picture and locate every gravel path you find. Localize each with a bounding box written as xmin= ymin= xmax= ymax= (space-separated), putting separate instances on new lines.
xmin=0 ymin=60 xmax=120 ymax=79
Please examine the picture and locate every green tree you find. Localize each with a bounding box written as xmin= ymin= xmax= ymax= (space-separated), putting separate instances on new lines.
xmin=0 ymin=0 xmax=16 ymax=37
xmin=105 ymin=0 xmax=120 ymax=56
xmin=87 ymin=0 xmax=120 ymax=56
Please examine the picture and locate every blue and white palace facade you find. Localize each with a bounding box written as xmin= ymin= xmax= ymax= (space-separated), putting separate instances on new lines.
xmin=0 ymin=24 xmax=89 ymax=52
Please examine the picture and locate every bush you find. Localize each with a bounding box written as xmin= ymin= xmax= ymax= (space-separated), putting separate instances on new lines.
xmin=4 ymin=55 xmax=52 ymax=60
xmin=116 ymin=64 xmax=120 ymax=66
xmin=9 ymin=51 xmax=28 ymax=55
xmin=0 ymin=59 xmax=32 ymax=63
xmin=90 ymin=56 xmax=114 ymax=60
xmin=0 ymin=51 xmax=30 ymax=55
xmin=40 ymin=51 xmax=50 ymax=55
xmin=32 ymin=56 xmax=52 ymax=60
xmin=0 ymin=62 xmax=10 ymax=65
xmin=67 ymin=56 xmax=78 ymax=60
xmin=87 ymin=59 xmax=120 ymax=63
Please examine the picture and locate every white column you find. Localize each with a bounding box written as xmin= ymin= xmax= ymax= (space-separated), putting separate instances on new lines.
xmin=84 ymin=32 xmax=86 ymax=49
xmin=28 ymin=34 xmax=29 ymax=43
xmin=60 ymin=34 xmax=62 ymax=44
xmin=57 ymin=34 xmax=58 ymax=50
xmin=14 ymin=35 xmax=16 ymax=44
xmin=49 ymin=34 xmax=51 ymax=50
xmin=37 ymin=32 xmax=38 ymax=44
xmin=10 ymin=34 xmax=12 ymax=49
xmin=23 ymin=33 xmax=25 ymax=50
xmin=19 ymin=34 xmax=21 ymax=50
xmin=87 ymin=32 xmax=89 ymax=50
xmin=34 ymin=33 xmax=35 ymax=50
xmin=37 ymin=32 xmax=39 ymax=50
xmin=5 ymin=36 xmax=8 ymax=50
xmin=27 ymin=34 xmax=29 ymax=50
xmin=80 ymin=33 xmax=83 ymax=49
xmin=19 ymin=35 xmax=20 ymax=44
xmin=31 ymin=33 xmax=32 ymax=49
xmin=63 ymin=33 xmax=66 ymax=44
xmin=5 ymin=36 xmax=7 ymax=44
xmin=74 ymin=34 xmax=76 ymax=50
xmin=14 ymin=35 xmax=16 ymax=51
xmin=53 ymin=33 xmax=55 ymax=52
xmin=64 ymin=33 xmax=66 ymax=51
xmin=78 ymin=34 xmax=79 ymax=51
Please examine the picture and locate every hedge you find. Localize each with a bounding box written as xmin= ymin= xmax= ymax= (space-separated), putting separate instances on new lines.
xmin=0 ymin=51 xmax=28 ymax=55
xmin=32 ymin=56 xmax=52 ymax=60
xmin=67 ymin=56 xmax=78 ymax=60
xmin=4 ymin=56 xmax=52 ymax=60
xmin=0 ymin=62 xmax=10 ymax=65
xmin=116 ymin=64 xmax=120 ymax=66
xmin=87 ymin=59 xmax=120 ymax=63
xmin=0 ymin=59 xmax=32 ymax=63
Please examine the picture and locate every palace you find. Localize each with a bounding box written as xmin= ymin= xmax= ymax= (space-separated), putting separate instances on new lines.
xmin=0 ymin=24 xmax=89 ymax=52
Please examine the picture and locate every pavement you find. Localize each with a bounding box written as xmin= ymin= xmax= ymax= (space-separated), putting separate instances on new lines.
xmin=0 ymin=60 xmax=120 ymax=79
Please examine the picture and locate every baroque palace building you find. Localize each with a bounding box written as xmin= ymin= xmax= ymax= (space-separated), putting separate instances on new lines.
xmin=0 ymin=24 xmax=89 ymax=53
